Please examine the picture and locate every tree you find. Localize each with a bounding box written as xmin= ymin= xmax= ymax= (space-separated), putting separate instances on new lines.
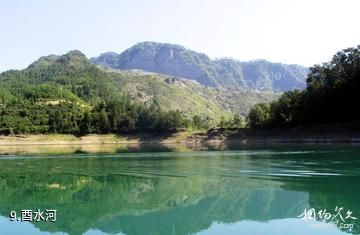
xmin=247 ymin=45 xmax=360 ymax=128
xmin=98 ymin=108 xmax=110 ymax=133
xmin=192 ymin=115 xmax=204 ymax=130
xmin=80 ymin=111 xmax=92 ymax=134
xmin=231 ymin=113 xmax=243 ymax=128
xmin=218 ymin=116 xmax=227 ymax=128
xmin=247 ymin=103 xmax=271 ymax=128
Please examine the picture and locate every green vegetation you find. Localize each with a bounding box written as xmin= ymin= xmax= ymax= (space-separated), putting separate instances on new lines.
xmin=247 ymin=45 xmax=360 ymax=128
xmin=101 ymin=67 xmax=280 ymax=120
xmin=1 ymin=49 xmax=280 ymax=135
xmin=0 ymin=51 xmax=208 ymax=135
xmin=8 ymin=43 xmax=353 ymax=135
xmin=104 ymin=69 xmax=231 ymax=122
xmin=247 ymin=103 xmax=271 ymax=128
xmin=218 ymin=113 xmax=244 ymax=128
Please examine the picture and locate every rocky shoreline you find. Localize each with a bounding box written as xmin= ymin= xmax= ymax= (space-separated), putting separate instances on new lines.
xmin=1 ymin=124 xmax=360 ymax=146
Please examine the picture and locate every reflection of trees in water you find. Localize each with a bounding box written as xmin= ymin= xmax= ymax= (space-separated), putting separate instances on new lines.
xmin=280 ymin=150 xmax=360 ymax=235
xmin=94 ymin=187 xmax=308 ymax=235
xmin=0 ymin=149 xmax=359 ymax=235
xmin=0 ymin=160 xmax=293 ymax=234
xmin=1 ymin=142 xmax=359 ymax=155
xmin=283 ymin=176 xmax=360 ymax=234
xmin=0 ymin=174 xmax=303 ymax=235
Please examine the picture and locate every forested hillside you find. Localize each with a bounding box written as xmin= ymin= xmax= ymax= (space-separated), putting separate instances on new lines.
xmin=0 ymin=51 xmax=208 ymax=134
xmin=247 ymin=45 xmax=360 ymax=128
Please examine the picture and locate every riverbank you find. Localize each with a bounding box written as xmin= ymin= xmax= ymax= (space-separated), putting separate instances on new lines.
xmin=0 ymin=132 xmax=192 ymax=146
xmin=1 ymin=123 xmax=360 ymax=146
xmin=203 ymin=123 xmax=360 ymax=143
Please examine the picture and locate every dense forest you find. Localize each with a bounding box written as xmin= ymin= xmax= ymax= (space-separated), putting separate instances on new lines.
xmin=2 ymin=45 xmax=358 ymax=135
xmin=247 ymin=45 xmax=360 ymax=128
xmin=0 ymin=51 xmax=203 ymax=134
xmin=0 ymin=51 xmax=244 ymax=135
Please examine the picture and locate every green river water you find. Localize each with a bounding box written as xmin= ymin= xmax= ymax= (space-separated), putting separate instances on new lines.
xmin=0 ymin=144 xmax=359 ymax=235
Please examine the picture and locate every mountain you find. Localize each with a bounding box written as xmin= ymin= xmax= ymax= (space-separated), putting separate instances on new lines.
xmin=0 ymin=50 xmax=119 ymax=104
xmin=100 ymin=66 xmax=279 ymax=118
xmin=0 ymin=50 xmax=279 ymax=134
xmin=0 ymin=49 xmax=284 ymax=136
xmin=91 ymin=42 xmax=308 ymax=91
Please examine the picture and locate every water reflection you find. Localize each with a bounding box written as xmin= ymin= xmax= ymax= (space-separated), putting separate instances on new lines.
xmin=1 ymin=142 xmax=360 ymax=155
xmin=0 ymin=147 xmax=359 ymax=235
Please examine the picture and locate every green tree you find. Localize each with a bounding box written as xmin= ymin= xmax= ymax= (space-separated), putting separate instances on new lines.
xmin=247 ymin=103 xmax=271 ymax=128
xmin=231 ymin=113 xmax=243 ymax=128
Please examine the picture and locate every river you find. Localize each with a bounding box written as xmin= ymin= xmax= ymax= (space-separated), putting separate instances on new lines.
xmin=0 ymin=144 xmax=359 ymax=235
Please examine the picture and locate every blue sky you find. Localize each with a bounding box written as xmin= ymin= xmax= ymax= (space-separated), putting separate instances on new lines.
xmin=0 ymin=0 xmax=359 ymax=71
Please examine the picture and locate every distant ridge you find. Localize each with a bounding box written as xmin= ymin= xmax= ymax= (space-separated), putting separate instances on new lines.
xmin=91 ymin=42 xmax=308 ymax=92
xmin=0 ymin=50 xmax=279 ymax=124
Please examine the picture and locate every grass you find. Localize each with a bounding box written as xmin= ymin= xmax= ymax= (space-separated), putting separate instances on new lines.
xmin=109 ymin=70 xmax=280 ymax=123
